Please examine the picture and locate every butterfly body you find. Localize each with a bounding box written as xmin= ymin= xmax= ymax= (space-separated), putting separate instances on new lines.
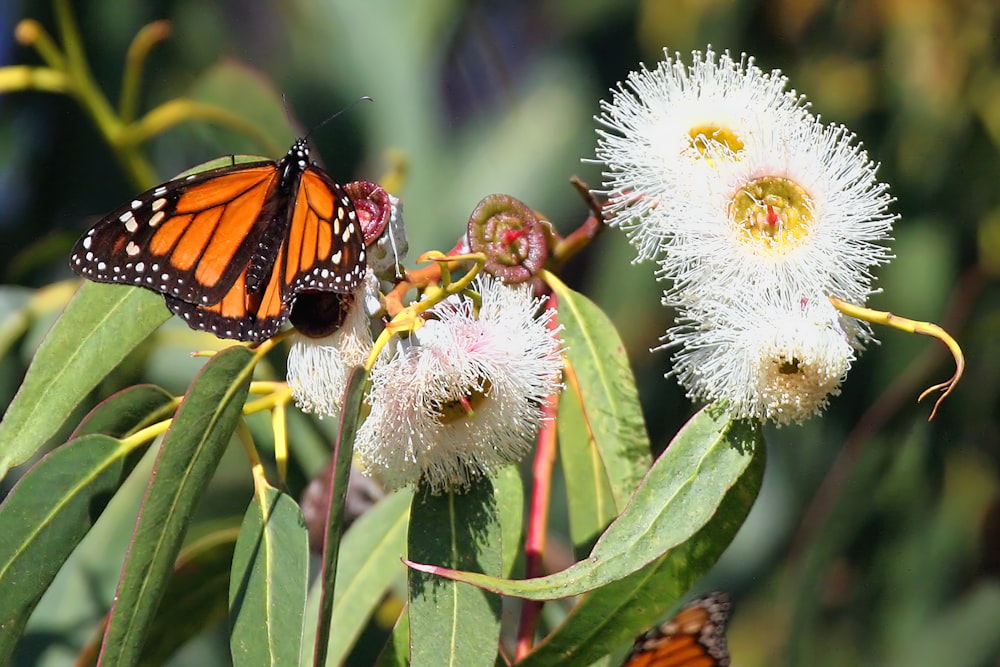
xmin=70 ymin=138 xmax=367 ymax=341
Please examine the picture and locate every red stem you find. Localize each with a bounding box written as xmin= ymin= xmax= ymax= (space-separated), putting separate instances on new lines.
xmin=514 ymin=294 xmax=561 ymax=661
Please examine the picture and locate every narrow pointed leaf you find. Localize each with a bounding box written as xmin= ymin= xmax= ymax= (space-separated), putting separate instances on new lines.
xmin=408 ymin=481 xmax=503 ymax=667
xmin=230 ymin=484 xmax=309 ymax=667
xmin=519 ymin=438 xmax=765 ymax=665
xmin=407 ymin=405 xmax=762 ymax=600
xmin=98 ymin=345 xmax=254 ymax=666
xmin=71 ymin=385 xmax=176 ymax=438
xmin=493 ymin=465 xmax=525 ymax=578
xmin=312 ymin=366 xmax=368 ymax=667
xmin=0 ymin=282 xmax=169 ymax=479
xmin=0 ymin=383 xmax=173 ymax=661
xmin=76 ymin=528 xmax=241 ymax=666
xmin=557 ymin=377 xmax=618 ymax=555
xmin=304 ymin=488 xmax=411 ymax=666
xmin=0 ymin=435 xmax=137 ymax=661
xmin=546 ymin=274 xmax=651 ymax=508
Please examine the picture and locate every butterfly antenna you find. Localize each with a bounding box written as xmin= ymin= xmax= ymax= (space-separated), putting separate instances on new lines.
xmin=304 ymin=96 xmax=374 ymax=142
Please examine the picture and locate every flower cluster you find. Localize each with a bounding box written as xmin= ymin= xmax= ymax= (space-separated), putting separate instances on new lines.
xmin=595 ymin=47 xmax=896 ymax=425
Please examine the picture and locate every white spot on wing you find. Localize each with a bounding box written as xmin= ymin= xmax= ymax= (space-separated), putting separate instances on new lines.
xmin=126 ymin=241 xmax=141 ymax=256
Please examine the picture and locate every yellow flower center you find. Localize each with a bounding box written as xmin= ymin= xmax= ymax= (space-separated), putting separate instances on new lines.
xmin=689 ymin=124 xmax=744 ymax=156
xmin=728 ymin=177 xmax=814 ymax=253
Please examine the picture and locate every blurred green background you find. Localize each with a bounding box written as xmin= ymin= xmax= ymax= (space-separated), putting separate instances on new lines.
xmin=2 ymin=0 xmax=999 ymax=665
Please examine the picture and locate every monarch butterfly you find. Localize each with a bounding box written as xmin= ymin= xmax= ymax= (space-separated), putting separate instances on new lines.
xmin=69 ymin=137 xmax=367 ymax=341
xmin=622 ymin=592 xmax=731 ymax=667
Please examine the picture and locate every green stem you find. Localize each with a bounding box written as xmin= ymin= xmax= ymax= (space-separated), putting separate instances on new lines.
xmin=124 ymin=99 xmax=284 ymax=157
xmin=14 ymin=20 xmax=65 ymax=70
xmin=52 ymin=0 xmax=157 ymax=189
xmin=119 ymin=20 xmax=171 ymax=123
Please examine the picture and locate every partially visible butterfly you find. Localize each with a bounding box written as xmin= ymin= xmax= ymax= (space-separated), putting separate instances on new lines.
xmin=70 ymin=137 xmax=367 ymax=341
xmin=622 ymin=592 xmax=732 ymax=667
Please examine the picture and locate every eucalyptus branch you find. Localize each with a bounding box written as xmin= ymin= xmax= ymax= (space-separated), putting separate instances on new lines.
xmin=123 ymin=98 xmax=284 ymax=157
xmin=829 ymin=296 xmax=964 ymax=420
xmin=0 ymin=66 xmax=69 ymax=93
xmin=120 ymin=20 xmax=172 ymax=123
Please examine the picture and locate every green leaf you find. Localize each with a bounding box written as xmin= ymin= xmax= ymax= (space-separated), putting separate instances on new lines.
xmin=407 ymin=404 xmax=762 ymax=600
xmin=374 ymin=608 xmax=410 ymax=667
xmin=0 ymin=286 xmax=33 ymax=361
xmin=520 ymin=435 xmax=765 ymax=665
xmin=0 ymin=282 xmax=170 ymax=479
xmin=407 ymin=481 xmax=503 ymax=667
xmin=140 ymin=528 xmax=240 ymax=666
xmin=71 ymin=384 xmax=176 ymax=438
xmin=0 ymin=435 xmax=139 ymax=662
xmin=557 ymin=385 xmax=619 ymax=555
xmin=0 ymin=383 xmax=173 ymax=662
xmin=230 ymin=483 xmax=309 ymax=667
xmin=492 ymin=465 xmax=525 ymax=578
xmin=76 ymin=529 xmax=242 ymax=667
xmin=547 ymin=274 xmax=651 ymax=510
xmin=304 ymin=488 xmax=412 ymax=666
xmin=76 ymin=527 xmax=244 ymax=667
xmin=98 ymin=345 xmax=254 ymax=666
xmin=187 ymin=61 xmax=294 ymax=158
xmin=312 ymin=366 xmax=368 ymax=667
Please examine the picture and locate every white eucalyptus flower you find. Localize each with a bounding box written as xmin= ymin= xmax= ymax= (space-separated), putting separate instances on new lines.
xmin=595 ymin=47 xmax=812 ymax=260
xmin=287 ymin=271 xmax=379 ymax=417
xmin=661 ymin=117 xmax=896 ymax=312
xmin=666 ymin=297 xmax=862 ymax=426
xmin=355 ymin=276 xmax=564 ymax=492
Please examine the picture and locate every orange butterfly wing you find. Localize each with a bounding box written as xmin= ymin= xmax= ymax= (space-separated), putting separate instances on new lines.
xmin=163 ymin=163 xmax=366 ymax=341
xmin=72 ymin=138 xmax=368 ymax=341
xmin=71 ymin=162 xmax=279 ymax=306
xmin=622 ymin=593 xmax=731 ymax=667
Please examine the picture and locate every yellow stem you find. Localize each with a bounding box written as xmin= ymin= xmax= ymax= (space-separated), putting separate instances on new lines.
xmin=273 ymin=399 xmax=288 ymax=484
xmin=14 ymin=20 xmax=65 ymax=69
xmin=243 ymin=385 xmax=293 ymax=416
xmin=829 ymin=296 xmax=965 ymax=421
xmin=124 ymin=99 xmax=283 ymax=157
xmin=120 ymin=20 xmax=172 ymax=123
xmin=119 ymin=416 xmax=174 ymax=450
xmin=0 ymin=65 xmax=70 ymax=93
xmin=364 ymin=251 xmax=486 ymax=369
xmin=236 ymin=420 xmax=269 ymax=492
xmin=249 ymin=380 xmax=288 ymax=395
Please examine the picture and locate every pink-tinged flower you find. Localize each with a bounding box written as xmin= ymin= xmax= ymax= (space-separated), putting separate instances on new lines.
xmin=355 ymin=276 xmax=564 ymax=492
